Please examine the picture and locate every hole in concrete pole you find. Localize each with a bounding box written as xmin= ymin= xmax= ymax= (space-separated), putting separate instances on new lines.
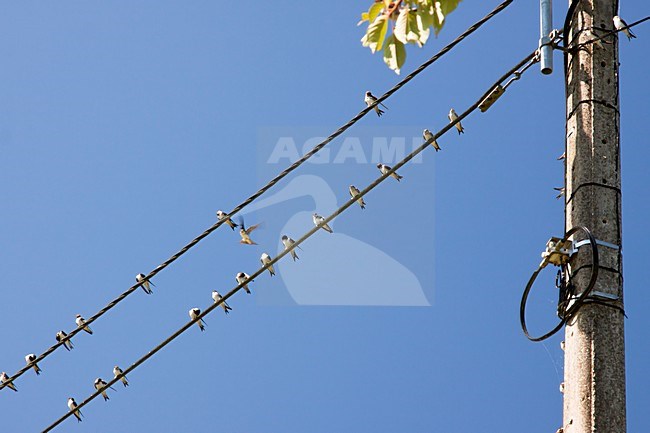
xmin=601 ymin=61 xmax=607 ymax=67
xmin=603 ymin=219 xmax=608 ymax=224
xmin=602 ymin=138 xmax=607 ymax=144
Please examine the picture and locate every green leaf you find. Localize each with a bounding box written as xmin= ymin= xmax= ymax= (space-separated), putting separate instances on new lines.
xmin=394 ymin=7 xmax=410 ymax=43
xmin=361 ymin=15 xmax=389 ymax=53
xmin=439 ymin=0 xmax=461 ymax=15
xmin=415 ymin=10 xmax=431 ymax=45
xmin=383 ymin=34 xmax=406 ymax=74
xmin=368 ymin=2 xmax=384 ymax=23
xmin=406 ymin=11 xmax=423 ymax=45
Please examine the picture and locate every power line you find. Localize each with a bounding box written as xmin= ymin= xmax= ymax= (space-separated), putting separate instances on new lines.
xmin=0 ymin=0 xmax=515 ymax=393
xmin=42 ymin=40 xmax=543 ymax=433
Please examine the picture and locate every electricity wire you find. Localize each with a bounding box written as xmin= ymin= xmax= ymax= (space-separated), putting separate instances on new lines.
xmin=42 ymin=41 xmax=541 ymax=433
xmin=0 ymin=0 xmax=516 ymax=393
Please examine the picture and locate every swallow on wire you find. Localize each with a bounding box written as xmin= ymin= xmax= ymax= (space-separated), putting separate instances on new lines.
xmin=349 ymin=185 xmax=366 ymax=209
xmin=365 ymin=91 xmax=388 ymax=117
xmin=448 ymin=108 xmax=464 ymax=134
xmin=68 ymin=397 xmax=83 ymax=422
xmin=260 ymin=253 xmax=276 ymax=276
xmin=56 ymin=330 xmax=74 ymax=351
xmin=136 ymin=273 xmax=155 ymax=295
xmin=423 ymin=129 xmax=441 ymax=152
xmin=1 ymin=372 xmax=17 ymax=392
xmin=94 ymin=378 xmax=115 ymax=401
xmin=212 ymin=290 xmax=232 ymax=314
xmin=281 ymin=235 xmax=301 ymax=261
xmin=377 ymin=163 xmax=403 ymax=182
xmin=189 ymin=308 xmax=206 ymax=332
xmin=236 ymin=272 xmax=253 ymax=294
xmin=113 ymin=366 xmax=129 ymax=387
xmin=313 ymin=213 xmax=333 ymax=233
xmin=216 ymin=210 xmax=238 ymax=230
xmin=75 ymin=314 xmax=93 ymax=335
xmin=613 ymin=15 xmax=636 ymax=40
xmin=25 ymin=354 xmax=41 ymax=375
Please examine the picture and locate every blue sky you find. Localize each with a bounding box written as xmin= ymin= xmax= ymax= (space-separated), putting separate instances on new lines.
xmin=0 ymin=1 xmax=648 ymax=432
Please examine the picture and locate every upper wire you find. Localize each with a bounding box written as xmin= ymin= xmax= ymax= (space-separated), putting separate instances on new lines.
xmin=0 ymin=0 xmax=516 ymax=393
xmin=42 ymin=41 xmax=540 ymax=433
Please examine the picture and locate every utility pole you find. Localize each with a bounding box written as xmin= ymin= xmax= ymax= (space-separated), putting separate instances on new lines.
xmin=563 ymin=0 xmax=626 ymax=432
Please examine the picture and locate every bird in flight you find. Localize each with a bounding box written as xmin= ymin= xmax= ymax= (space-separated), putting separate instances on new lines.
xmin=238 ymin=217 xmax=262 ymax=245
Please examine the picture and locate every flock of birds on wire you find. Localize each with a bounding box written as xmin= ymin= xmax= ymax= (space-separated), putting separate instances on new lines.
xmin=0 ymin=13 xmax=640 ymax=425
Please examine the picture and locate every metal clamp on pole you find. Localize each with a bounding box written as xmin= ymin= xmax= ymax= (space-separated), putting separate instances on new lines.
xmin=520 ymin=226 xmax=599 ymax=342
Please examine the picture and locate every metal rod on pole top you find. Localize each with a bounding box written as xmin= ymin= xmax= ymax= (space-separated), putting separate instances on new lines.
xmin=540 ymin=0 xmax=553 ymax=74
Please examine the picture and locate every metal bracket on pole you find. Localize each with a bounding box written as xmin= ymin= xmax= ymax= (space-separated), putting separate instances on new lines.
xmin=540 ymin=0 xmax=553 ymax=74
xmin=573 ymin=238 xmax=620 ymax=252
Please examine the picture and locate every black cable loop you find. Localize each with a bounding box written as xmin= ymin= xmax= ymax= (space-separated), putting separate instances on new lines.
xmin=520 ymin=226 xmax=598 ymax=342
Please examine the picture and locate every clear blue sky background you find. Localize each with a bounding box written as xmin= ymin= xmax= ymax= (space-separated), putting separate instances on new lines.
xmin=1 ymin=1 xmax=648 ymax=432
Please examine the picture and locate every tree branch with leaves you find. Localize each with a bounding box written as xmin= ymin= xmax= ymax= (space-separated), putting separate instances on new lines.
xmin=359 ymin=0 xmax=462 ymax=74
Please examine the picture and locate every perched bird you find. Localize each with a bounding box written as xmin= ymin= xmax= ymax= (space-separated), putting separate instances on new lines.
xmin=236 ymin=272 xmax=252 ymax=294
xmin=313 ymin=213 xmax=333 ymax=233
xmin=75 ymin=314 xmax=93 ymax=335
xmin=260 ymin=253 xmax=276 ymax=276
xmin=448 ymin=108 xmax=465 ymax=134
xmin=281 ymin=235 xmax=301 ymax=261
xmin=56 ymin=331 xmax=74 ymax=351
xmin=94 ymin=378 xmax=114 ymax=401
xmin=238 ymin=217 xmax=261 ymax=245
xmin=113 ymin=366 xmax=129 ymax=387
xmin=423 ymin=129 xmax=441 ymax=151
xmin=25 ymin=353 xmax=41 ymax=375
xmin=135 ymin=273 xmax=154 ymax=295
xmin=554 ymin=187 xmax=565 ymax=199
xmin=364 ymin=91 xmax=388 ymax=117
xmin=189 ymin=308 xmax=206 ymax=332
xmin=349 ymin=185 xmax=366 ymax=209
xmin=216 ymin=210 xmax=238 ymax=230
xmin=68 ymin=397 xmax=83 ymax=422
xmin=212 ymin=290 xmax=232 ymax=314
xmin=1 ymin=372 xmax=17 ymax=392
xmin=557 ymin=151 xmax=566 ymax=161
xmin=613 ymin=15 xmax=636 ymax=40
xmin=377 ymin=163 xmax=403 ymax=182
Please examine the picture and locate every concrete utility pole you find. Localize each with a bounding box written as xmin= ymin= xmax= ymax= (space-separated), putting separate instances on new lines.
xmin=563 ymin=0 xmax=626 ymax=432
